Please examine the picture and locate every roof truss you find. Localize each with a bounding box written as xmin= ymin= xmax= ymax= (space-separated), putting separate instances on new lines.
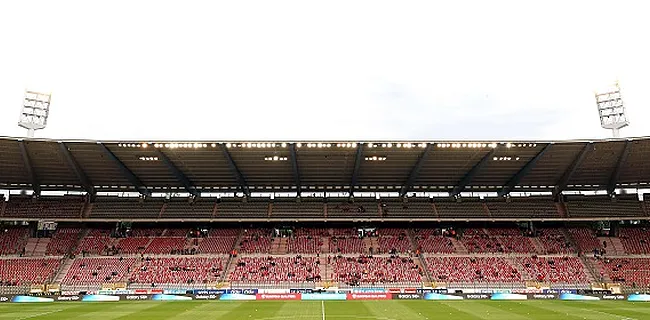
xmin=155 ymin=149 xmax=200 ymax=197
xmin=399 ymin=143 xmax=433 ymax=197
xmin=349 ymin=143 xmax=364 ymax=196
xmin=220 ymin=144 xmax=251 ymax=198
xmin=607 ymin=140 xmax=632 ymax=195
xmin=498 ymin=144 xmax=552 ymax=197
xmin=99 ymin=143 xmax=151 ymax=197
xmin=289 ymin=143 xmax=301 ymax=195
xmin=553 ymin=142 xmax=593 ymax=198
xmin=450 ymin=147 xmax=499 ymax=197
xmin=18 ymin=140 xmax=40 ymax=195
xmin=59 ymin=142 xmax=95 ymax=196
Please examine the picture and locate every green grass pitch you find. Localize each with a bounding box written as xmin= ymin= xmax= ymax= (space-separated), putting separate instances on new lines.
xmin=1 ymin=300 xmax=650 ymax=319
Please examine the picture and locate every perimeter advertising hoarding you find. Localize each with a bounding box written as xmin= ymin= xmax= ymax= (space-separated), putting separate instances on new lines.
xmin=490 ymin=293 xmax=528 ymax=300
xmin=0 ymin=296 xmax=10 ymax=303
xmin=219 ymin=294 xmax=257 ymax=301
xmin=627 ymin=294 xmax=650 ymax=302
xmin=12 ymin=296 xmax=55 ymax=303
xmin=393 ymin=293 xmax=423 ymax=300
xmin=151 ymin=294 xmax=192 ymax=301
xmin=301 ymin=293 xmax=347 ymax=300
xmin=256 ymin=293 xmax=301 ymax=300
xmin=559 ymin=293 xmax=601 ymax=301
xmin=351 ymin=288 xmax=387 ymax=293
xmin=82 ymin=295 xmax=120 ymax=302
xmin=346 ymin=293 xmax=392 ymax=300
xmin=423 ymin=293 xmax=464 ymax=300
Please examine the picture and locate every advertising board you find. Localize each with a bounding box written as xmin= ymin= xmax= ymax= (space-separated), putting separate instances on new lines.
xmin=346 ymin=293 xmax=392 ymax=300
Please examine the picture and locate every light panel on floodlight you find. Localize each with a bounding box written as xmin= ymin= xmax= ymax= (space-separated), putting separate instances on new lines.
xmin=18 ymin=90 xmax=52 ymax=137
xmin=595 ymin=82 xmax=628 ymax=137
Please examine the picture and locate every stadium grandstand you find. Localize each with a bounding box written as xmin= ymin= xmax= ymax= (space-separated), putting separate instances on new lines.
xmin=2 ymin=136 xmax=650 ymax=296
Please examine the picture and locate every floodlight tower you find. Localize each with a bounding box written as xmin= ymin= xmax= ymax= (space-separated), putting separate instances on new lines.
xmin=595 ymin=82 xmax=628 ymax=138
xmin=18 ymin=90 xmax=52 ymax=138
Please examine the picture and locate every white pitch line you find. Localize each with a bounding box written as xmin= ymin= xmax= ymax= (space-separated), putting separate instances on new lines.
xmin=16 ymin=309 xmax=63 ymax=320
xmin=321 ymin=300 xmax=326 ymax=320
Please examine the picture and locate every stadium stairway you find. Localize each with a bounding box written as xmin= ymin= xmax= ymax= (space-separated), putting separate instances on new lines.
xmin=82 ymin=202 xmax=93 ymax=218
xmin=271 ymin=237 xmax=288 ymax=254
xmin=530 ymin=237 xmax=546 ymax=254
xmin=33 ymin=238 xmax=50 ymax=256
xmin=580 ymin=257 xmax=602 ymax=282
xmin=53 ymin=258 xmax=75 ymax=283
xmin=594 ymin=236 xmax=623 ymax=255
xmin=23 ymin=238 xmax=38 ymax=256
xmin=321 ymin=237 xmax=329 ymax=254
xmin=319 ymin=256 xmax=330 ymax=281
xmin=556 ymin=202 xmax=569 ymax=218
xmin=450 ymin=238 xmax=468 ymax=254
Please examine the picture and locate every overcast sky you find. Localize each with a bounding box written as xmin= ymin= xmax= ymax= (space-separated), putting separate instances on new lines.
xmin=0 ymin=1 xmax=648 ymax=141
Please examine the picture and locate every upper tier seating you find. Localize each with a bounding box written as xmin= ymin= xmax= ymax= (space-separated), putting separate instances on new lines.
xmin=618 ymin=228 xmax=650 ymax=254
xmin=62 ymin=257 xmax=136 ymax=285
xmin=217 ymin=199 xmax=269 ymax=218
xmin=287 ymin=236 xmax=323 ymax=254
xmin=379 ymin=199 xmax=434 ymax=218
xmin=162 ymin=198 xmax=215 ymax=218
xmin=327 ymin=199 xmax=379 ymax=218
xmin=228 ymin=256 xmax=320 ymax=283
xmin=3 ymin=196 xmax=84 ymax=218
xmin=129 ymin=257 xmax=224 ymax=284
xmin=460 ymin=228 xmax=535 ymax=254
xmin=91 ymin=197 xmax=163 ymax=219
xmin=46 ymin=228 xmax=83 ymax=256
xmin=413 ymin=229 xmax=456 ymax=254
xmin=144 ymin=238 xmax=186 ymax=254
xmin=485 ymin=197 xmax=559 ymax=218
xmin=566 ymin=195 xmax=645 ymax=218
xmin=239 ymin=229 xmax=273 ymax=254
xmin=517 ymin=256 xmax=590 ymax=284
xmin=425 ymin=256 xmax=522 ymax=283
xmin=0 ymin=227 xmax=29 ymax=255
xmin=567 ymin=228 xmax=602 ymax=253
xmin=332 ymin=255 xmax=422 ymax=285
xmin=198 ymin=237 xmax=237 ymax=254
xmin=536 ymin=228 xmax=575 ymax=254
xmin=329 ymin=237 xmax=366 ymax=254
xmin=272 ymin=199 xmax=324 ymax=218
xmin=434 ymin=199 xmax=487 ymax=218
xmin=0 ymin=258 xmax=61 ymax=286
xmin=377 ymin=230 xmax=413 ymax=254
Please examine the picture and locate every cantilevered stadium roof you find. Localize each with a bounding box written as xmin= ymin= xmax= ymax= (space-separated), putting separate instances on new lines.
xmin=0 ymin=137 xmax=648 ymax=196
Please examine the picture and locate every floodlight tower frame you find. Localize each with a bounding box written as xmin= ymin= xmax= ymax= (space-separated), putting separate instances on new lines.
xmin=18 ymin=90 xmax=52 ymax=138
xmin=595 ymin=82 xmax=628 ymax=138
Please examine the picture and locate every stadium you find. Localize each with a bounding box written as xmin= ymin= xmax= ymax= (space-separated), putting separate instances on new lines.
xmin=3 ymin=136 xmax=650 ymax=319
xmin=3 ymin=2 xmax=650 ymax=319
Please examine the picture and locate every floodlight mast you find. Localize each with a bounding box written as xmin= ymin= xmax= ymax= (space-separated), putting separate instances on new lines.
xmin=595 ymin=82 xmax=628 ymax=138
xmin=18 ymin=90 xmax=51 ymax=138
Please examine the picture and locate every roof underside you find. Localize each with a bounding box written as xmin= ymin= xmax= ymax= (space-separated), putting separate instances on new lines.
xmin=1 ymin=138 xmax=649 ymax=194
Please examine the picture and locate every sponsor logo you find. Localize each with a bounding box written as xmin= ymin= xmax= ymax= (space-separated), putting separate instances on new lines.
xmin=465 ymin=294 xmax=490 ymax=300
xmin=256 ymin=294 xmax=300 ymax=300
xmin=0 ymin=297 xmax=8 ymax=302
xmin=602 ymin=295 xmax=625 ymax=300
xmin=194 ymin=290 xmax=226 ymax=295
xmin=394 ymin=294 xmax=421 ymax=300
xmin=531 ymin=294 xmax=556 ymax=300
xmin=347 ymin=293 xmax=391 ymax=300
xmin=56 ymin=296 xmax=81 ymax=301
xmin=194 ymin=295 xmax=219 ymax=300
xmin=125 ymin=295 xmax=149 ymax=301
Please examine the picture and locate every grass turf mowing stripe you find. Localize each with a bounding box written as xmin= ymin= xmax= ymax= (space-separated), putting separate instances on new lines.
xmin=3 ymin=301 xmax=650 ymax=319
